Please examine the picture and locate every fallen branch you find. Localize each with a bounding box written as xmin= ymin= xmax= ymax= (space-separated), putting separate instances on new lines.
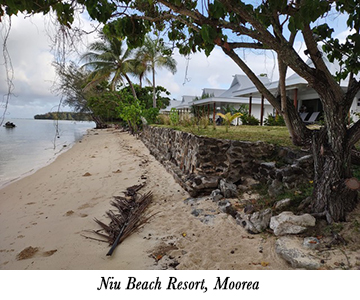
xmin=84 ymin=183 xmax=155 ymax=256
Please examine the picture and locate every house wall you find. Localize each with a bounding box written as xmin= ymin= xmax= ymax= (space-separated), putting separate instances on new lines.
xmin=213 ymin=103 xmax=274 ymax=124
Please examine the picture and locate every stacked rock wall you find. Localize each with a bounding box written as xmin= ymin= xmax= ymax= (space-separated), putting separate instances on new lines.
xmin=141 ymin=126 xmax=313 ymax=197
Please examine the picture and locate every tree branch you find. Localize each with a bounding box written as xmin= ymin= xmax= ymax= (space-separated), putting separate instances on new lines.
xmin=227 ymin=42 xmax=267 ymax=49
xmin=347 ymin=119 xmax=360 ymax=148
xmin=302 ymin=24 xmax=344 ymax=99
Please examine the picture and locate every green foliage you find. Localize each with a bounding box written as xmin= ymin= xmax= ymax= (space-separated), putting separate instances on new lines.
xmin=1 ymin=0 xmax=116 ymax=27
xmin=240 ymin=113 xmax=260 ymax=126
xmin=158 ymin=124 xmax=294 ymax=147
xmin=34 ymin=112 xmax=92 ymax=121
xmin=80 ymin=31 xmax=137 ymax=93
xmin=118 ymin=100 xmax=142 ymax=133
xmin=157 ymin=114 xmax=171 ymax=125
xmin=122 ymin=85 xmax=171 ymax=109
xmin=87 ymin=90 xmax=122 ymax=122
xmin=142 ymin=107 xmax=160 ymax=124
xmin=264 ymin=114 xmax=286 ymax=126
xmin=217 ymin=112 xmax=242 ymax=132
xmin=169 ymin=108 xmax=180 ymax=126
xmin=134 ymin=35 xmax=177 ymax=108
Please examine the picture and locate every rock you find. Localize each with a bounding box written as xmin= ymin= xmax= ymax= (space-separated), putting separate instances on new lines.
xmin=260 ymin=161 xmax=276 ymax=169
xmin=210 ymin=189 xmax=224 ymax=202
xmin=183 ymin=196 xmax=208 ymax=206
xmin=268 ymin=179 xmax=284 ymax=197
xmin=303 ymin=237 xmax=320 ymax=250
xmin=200 ymin=215 xmax=216 ymax=225
xmin=243 ymin=204 xmax=255 ymax=214
xmin=237 ymin=208 xmax=272 ymax=234
xmin=191 ymin=209 xmax=203 ymax=217
xmin=270 ymin=211 xmax=316 ymax=236
xmin=274 ymin=198 xmax=292 ymax=210
xmin=219 ymin=179 xmax=238 ymax=198
xmin=275 ymin=236 xmax=321 ymax=269
xmin=218 ymin=200 xmax=237 ymax=217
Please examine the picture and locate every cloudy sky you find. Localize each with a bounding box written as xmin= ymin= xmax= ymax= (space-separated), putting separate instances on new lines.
xmin=0 ymin=10 xmax=349 ymax=119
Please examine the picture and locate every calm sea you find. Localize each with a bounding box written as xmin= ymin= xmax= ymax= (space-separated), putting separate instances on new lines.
xmin=0 ymin=119 xmax=95 ymax=188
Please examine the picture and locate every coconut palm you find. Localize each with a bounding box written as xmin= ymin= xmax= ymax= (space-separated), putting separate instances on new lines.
xmin=135 ymin=36 xmax=177 ymax=108
xmin=80 ymin=33 xmax=138 ymax=99
xmin=217 ymin=112 xmax=242 ymax=132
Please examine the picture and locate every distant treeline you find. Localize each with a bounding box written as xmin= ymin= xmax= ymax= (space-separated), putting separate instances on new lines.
xmin=34 ymin=112 xmax=92 ymax=121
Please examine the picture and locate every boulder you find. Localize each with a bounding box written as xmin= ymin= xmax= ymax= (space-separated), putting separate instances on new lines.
xmin=275 ymin=236 xmax=321 ymax=269
xmin=270 ymin=211 xmax=316 ymax=236
xmin=236 ymin=208 xmax=272 ymax=234
xmin=219 ymin=179 xmax=238 ymax=198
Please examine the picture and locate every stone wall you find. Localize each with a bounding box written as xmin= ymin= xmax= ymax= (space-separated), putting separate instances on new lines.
xmin=141 ymin=126 xmax=313 ymax=197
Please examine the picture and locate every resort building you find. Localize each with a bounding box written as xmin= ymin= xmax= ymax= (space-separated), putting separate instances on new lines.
xmin=166 ymin=57 xmax=360 ymax=125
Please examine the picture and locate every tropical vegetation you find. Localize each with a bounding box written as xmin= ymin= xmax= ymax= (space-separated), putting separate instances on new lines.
xmin=2 ymin=0 xmax=360 ymax=222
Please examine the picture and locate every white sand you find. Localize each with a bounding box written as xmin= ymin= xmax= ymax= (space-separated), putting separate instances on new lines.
xmin=0 ymin=128 xmax=290 ymax=270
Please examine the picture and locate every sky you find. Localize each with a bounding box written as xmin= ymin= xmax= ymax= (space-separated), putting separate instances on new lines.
xmin=0 ymin=8 xmax=350 ymax=119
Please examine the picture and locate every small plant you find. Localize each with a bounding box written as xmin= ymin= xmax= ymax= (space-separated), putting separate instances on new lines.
xmin=118 ymin=100 xmax=142 ymax=134
xmin=169 ymin=108 xmax=180 ymax=126
xmin=264 ymin=114 xmax=286 ymax=126
xmin=240 ymin=113 xmax=260 ymax=125
xmin=142 ymin=107 xmax=160 ymax=124
xmin=179 ymin=113 xmax=194 ymax=127
xmin=217 ymin=112 xmax=242 ymax=132
xmin=199 ymin=115 xmax=209 ymax=129
xmin=157 ymin=114 xmax=171 ymax=125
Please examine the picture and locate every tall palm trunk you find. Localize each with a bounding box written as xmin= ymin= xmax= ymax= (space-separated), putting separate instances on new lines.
xmin=124 ymin=74 xmax=138 ymax=100
xmin=152 ymin=65 xmax=156 ymax=108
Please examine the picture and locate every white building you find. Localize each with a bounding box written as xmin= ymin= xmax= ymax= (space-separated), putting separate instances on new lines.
xmin=164 ymin=56 xmax=360 ymax=125
xmin=188 ymin=74 xmax=274 ymax=125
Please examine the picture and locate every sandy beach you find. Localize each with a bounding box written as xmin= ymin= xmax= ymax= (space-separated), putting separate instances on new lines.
xmin=0 ymin=128 xmax=290 ymax=270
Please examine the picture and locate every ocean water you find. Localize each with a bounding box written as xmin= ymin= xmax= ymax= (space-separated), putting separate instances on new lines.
xmin=0 ymin=119 xmax=95 ymax=188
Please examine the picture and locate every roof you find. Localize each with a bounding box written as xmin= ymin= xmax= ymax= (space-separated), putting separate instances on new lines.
xmin=191 ymin=96 xmax=271 ymax=106
xmin=202 ymin=88 xmax=227 ymax=97
xmin=235 ymin=56 xmax=351 ymax=97
xmin=175 ymin=95 xmax=196 ymax=109
xmin=190 ymin=74 xmax=272 ymax=107
xmin=161 ymin=100 xmax=182 ymax=112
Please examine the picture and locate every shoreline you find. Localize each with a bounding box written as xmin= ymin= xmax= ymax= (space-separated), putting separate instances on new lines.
xmin=0 ymin=138 xmax=79 ymax=190
xmin=0 ymin=119 xmax=95 ymax=190
xmin=0 ymin=128 xmax=290 ymax=270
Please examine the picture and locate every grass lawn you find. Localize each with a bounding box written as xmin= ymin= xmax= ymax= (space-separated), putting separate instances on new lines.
xmin=157 ymin=125 xmax=296 ymax=148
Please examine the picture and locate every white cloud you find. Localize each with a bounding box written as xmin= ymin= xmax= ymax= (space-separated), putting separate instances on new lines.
xmin=0 ymin=12 xmax=98 ymax=119
xmin=4 ymin=10 xmax=348 ymax=118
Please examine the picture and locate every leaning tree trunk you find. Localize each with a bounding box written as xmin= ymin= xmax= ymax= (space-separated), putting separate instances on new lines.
xmin=310 ymin=113 xmax=358 ymax=223
xmin=152 ymin=66 xmax=157 ymax=108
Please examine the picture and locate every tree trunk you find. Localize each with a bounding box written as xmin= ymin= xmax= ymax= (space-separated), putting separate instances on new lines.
xmin=124 ymin=74 xmax=138 ymax=100
xmin=310 ymin=109 xmax=358 ymax=222
xmin=311 ymin=129 xmax=358 ymax=222
xmin=152 ymin=66 xmax=156 ymax=108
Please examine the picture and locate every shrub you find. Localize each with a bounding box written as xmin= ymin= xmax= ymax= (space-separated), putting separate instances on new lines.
xmin=157 ymin=114 xmax=170 ymax=125
xmin=240 ymin=113 xmax=259 ymax=125
xmin=179 ymin=113 xmax=195 ymax=127
xmin=142 ymin=107 xmax=160 ymax=124
xmin=264 ymin=114 xmax=286 ymax=126
xmin=169 ymin=108 xmax=180 ymax=126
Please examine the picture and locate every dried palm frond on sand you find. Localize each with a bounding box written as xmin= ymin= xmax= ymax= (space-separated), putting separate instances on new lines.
xmin=83 ymin=183 xmax=155 ymax=256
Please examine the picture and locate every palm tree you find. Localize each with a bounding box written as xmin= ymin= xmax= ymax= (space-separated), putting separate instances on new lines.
xmin=80 ymin=33 xmax=138 ymax=99
xmin=217 ymin=112 xmax=242 ymax=133
xmin=135 ymin=36 xmax=177 ymax=108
